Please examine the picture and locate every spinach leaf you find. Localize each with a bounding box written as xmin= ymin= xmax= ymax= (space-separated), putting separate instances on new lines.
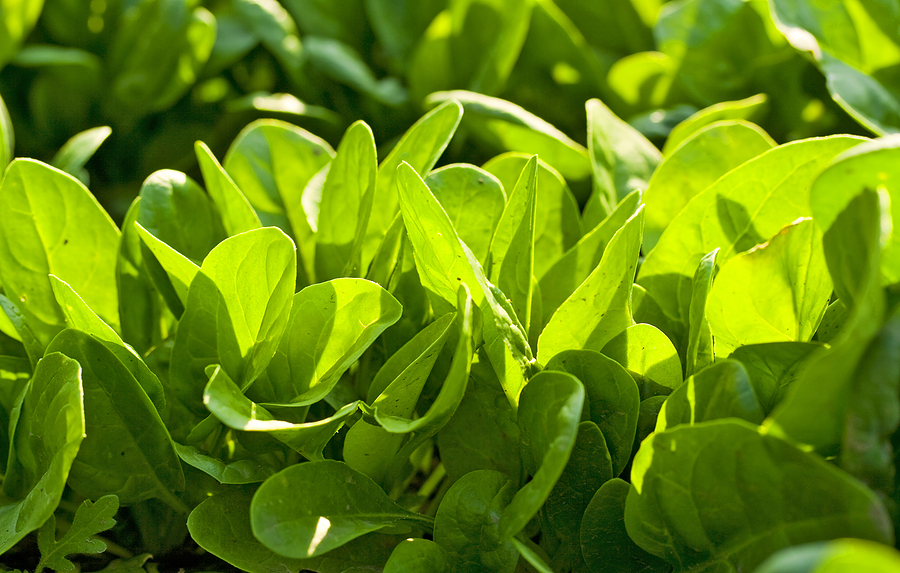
xmin=195 ymin=141 xmax=262 ymax=237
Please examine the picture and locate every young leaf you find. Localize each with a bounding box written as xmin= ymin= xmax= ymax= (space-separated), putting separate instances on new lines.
xmin=133 ymin=221 xmax=200 ymax=315
xmin=0 ymin=92 xmax=12 ymax=167
xmin=537 ymin=207 xmax=643 ymax=365
xmin=706 ymin=218 xmax=833 ymax=358
xmin=251 ymin=460 xmax=432 ymax=558
xmin=116 ymin=198 xmax=163 ymax=355
xmin=195 ymin=140 xmax=262 ymax=237
xmin=624 ymin=420 xmax=893 ymax=572
xmin=36 ymin=495 xmax=119 ymax=573
xmin=50 ymin=125 xmax=112 ymax=182
xmin=0 ymin=353 xmax=84 ymax=554
xmin=685 ymin=248 xmax=718 ymax=377
xmin=0 ymin=159 xmax=121 ymax=345
xmin=663 ymin=93 xmax=769 ymax=154
xmin=315 ymin=120 xmax=377 ymax=281
xmin=499 ymin=371 xmax=584 ymax=541
xmin=433 ymin=470 xmax=518 ymax=573
xmin=656 ymin=360 xmax=764 ymax=432
xmin=173 ymin=443 xmax=274 ymax=485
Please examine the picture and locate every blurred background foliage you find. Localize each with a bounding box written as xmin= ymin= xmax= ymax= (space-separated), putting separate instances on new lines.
xmin=0 ymin=0 xmax=885 ymax=222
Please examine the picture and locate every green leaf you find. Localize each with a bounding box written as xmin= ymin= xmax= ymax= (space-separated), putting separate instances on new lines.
xmin=133 ymin=221 xmax=200 ymax=316
xmin=685 ymin=248 xmax=718 ymax=377
xmin=49 ymin=274 xmax=166 ymax=412
xmin=49 ymin=126 xmax=111 ymax=183
xmin=170 ymin=227 xmax=296 ymax=412
xmin=511 ymin=537 xmax=554 ymax=573
xmin=585 ymin=98 xmax=661 ymax=220
xmin=306 ymin=36 xmax=407 ymax=106
xmin=664 ymin=94 xmax=769 ymax=154
xmin=483 ymin=152 xmax=583 ymax=278
xmin=601 ymin=323 xmax=683 ymax=398
xmin=488 ymin=155 xmax=538 ymax=334
xmin=46 ymin=330 xmax=185 ymax=507
xmin=173 ymin=442 xmax=274 ymax=484
xmin=364 ymin=0 xmax=444 ymax=64
xmin=0 ymin=159 xmax=121 ymax=345
xmin=258 ymin=278 xmax=401 ymax=406
xmin=538 ymin=189 xmax=642 ymax=329
xmin=383 ymin=538 xmax=449 ymax=573
xmin=426 ymin=164 xmax=506 ymax=268
xmin=625 ymin=420 xmax=894 ymax=572
xmin=251 ymin=460 xmax=432 ymax=558
xmin=0 ymin=92 xmax=12 ymax=167
xmin=35 ymin=495 xmax=119 ymax=573
xmin=499 ymin=371 xmax=584 ymax=540
xmin=427 ymin=90 xmax=591 ymax=182
xmin=204 ymin=365 xmax=359 ymax=460
xmin=544 ymin=349 xmax=639 ymax=477
xmin=363 ymin=100 xmax=463 ymax=265
xmin=187 ymin=485 xmax=312 ymax=573
xmin=644 ymin=121 xmax=775 ymax=250
xmin=433 ymin=470 xmax=518 ymax=573
xmin=656 ymin=359 xmax=765 ymax=432
xmin=0 ymin=353 xmax=84 ymax=554
xmin=0 ymin=0 xmax=43 ymax=67
xmin=195 ymin=141 xmax=262 ymax=237
xmin=0 ymin=293 xmax=43 ymax=367
xmin=537 ymin=206 xmax=644 ymax=364
xmin=235 ymin=0 xmax=304 ymax=83
xmin=639 ymin=136 xmax=862 ymax=329
xmin=728 ymin=341 xmax=819 ymax=413
xmin=755 ymin=539 xmax=900 ymax=573
xmin=315 ymin=120 xmax=377 ymax=281
xmin=707 ymin=218 xmax=832 ymax=358
xmin=116 ymin=198 xmax=163 ymax=355
xmin=810 ymin=135 xmax=900 ymax=283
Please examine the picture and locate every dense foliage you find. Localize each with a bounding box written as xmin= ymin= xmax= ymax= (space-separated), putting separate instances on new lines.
xmin=4 ymin=0 xmax=900 ymax=572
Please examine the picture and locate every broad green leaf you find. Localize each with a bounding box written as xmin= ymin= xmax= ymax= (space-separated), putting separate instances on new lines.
xmin=204 ymin=365 xmax=359 ymax=460
xmin=537 ymin=207 xmax=644 ymax=365
xmin=755 ymin=539 xmax=900 ymax=573
xmin=602 ymin=324 xmax=682 ymax=397
xmin=305 ymin=36 xmax=407 ymax=106
xmin=433 ymin=470 xmax=518 ymax=573
xmin=251 ymin=460 xmax=432 ymax=558
xmin=639 ymin=136 xmax=862 ymax=328
xmin=728 ymin=341 xmax=819 ymax=413
xmin=106 ymin=2 xmax=215 ymax=116
xmin=170 ymin=227 xmax=296 ymax=412
xmin=315 ymin=120 xmax=377 ymax=281
xmin=685 ymin=248 xmax=718 ymax=377
xmin=383 ymin=538 xmax=449 ymax=573
xmin=363 ymin=100 xmax=463 ymax=265
xmin=0 ymin=159 xmax=121 ymax=345
xmin=580 ymin=478 xmax=668 ymax=573
xmin=35 ymin=494 xmax=118 ymax=573
xmin=625 ymin=420 xmax=893 ymax=572
xmin=188 ymin=485 xmax=312 ymax=573
xmin=538 ymin=189 xmax=642 ymax=328
xmin=656 ymin=360 xmax=764 ymax=432
xmin=810 ymin=135 xmax=900 ymax=283
xmin=544 ymin=421 xmax=613 ymax=542
xmin=258 ymin=278 xmax=401 ymax=406
xmin=436 ymin=356 xmax=523 ymax=484
xmin=116 ymin=198 xmax=163 ymax=355
xmin=664 ymin=94 xmax=769 ymax=153
xmin=344 ymin=313 xmax=454 ymax=484
xmin=50 ymin=274 xmax=166 ymax=412
xmin=769 ymin=0 xmax=900 ymax=134
xmin=483 ymin=152 xmax=583 ymax=279
xmin=544 ymin=349 xmax=639 ymax=477
xmin=644 ymin=121 xmax=775 ymax=250
xmin=499 ymin=371 xmax=584 ymax=540
xmin=195 ymin=141 xmax=262 ymax=237
xmin=397 ymin=162 xmax=533 ymax=407
xmin=46 ymin=330 xmax=185 ymax=508
xmin=488 ymin=156 xmax=537 ymax=334
xmin=767 ymin=190 xmax=886 ymax=452
xmin=585 ymin=98 xmax=661 ymax=220
xmin=49 ymin=126 xmax=111 ymax=183
xmin=133 ymin=221 xmax=200 ymax=315
xmin=0 ymin=0 xmax=43 ymax=67
xmin=173 ymin=443 xmax=274 ymax=484
xmin=0 ymin=353 xmax=83 ymax=554
xmin=707 ymin=218 xmax=832 ymax=358
xmin=427 ymin=90 xmax=591 ymax=182
xmin=0 ymin=92 xmax=11 ymax=167
xmin=426 ymin=164 xmax=505 ymax=267
xmin=407 ymin=0 xmax=532 ymax=101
